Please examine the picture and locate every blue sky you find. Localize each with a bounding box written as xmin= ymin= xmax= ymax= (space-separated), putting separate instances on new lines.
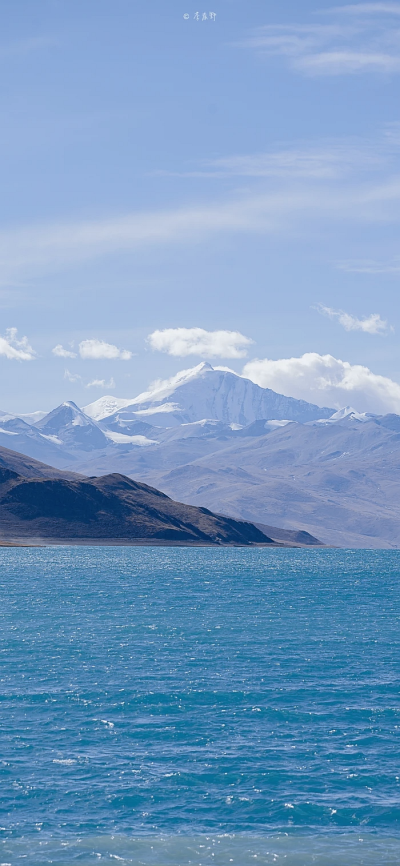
xmin=2 ymin=0 xmax=400 ymax=412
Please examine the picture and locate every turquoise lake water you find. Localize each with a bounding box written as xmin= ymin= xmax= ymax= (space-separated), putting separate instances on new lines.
xmin=1 ymin=546 xmax=400 ymax=865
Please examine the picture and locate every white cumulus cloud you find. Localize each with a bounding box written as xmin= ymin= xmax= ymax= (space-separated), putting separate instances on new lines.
xmin=242 ymin=352 xmax=400 ymax=414
xmin=0 ymin=327 xmax=35 ymax=361
xmin=316 ymin=304 xmax=391 ymax=334
xmin=78 ymin=339 xmax=132 ymax=361
xmin=52 ymin=344 xmax=77 ymax=358
xmin=148 ymin=327 xmax=253 ymax=359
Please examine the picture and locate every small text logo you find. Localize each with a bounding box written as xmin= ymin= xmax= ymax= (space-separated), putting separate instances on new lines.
xmin=183 ymin=12 xmax=217 ymax=21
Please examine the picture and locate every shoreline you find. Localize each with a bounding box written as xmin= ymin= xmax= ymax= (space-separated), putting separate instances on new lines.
xmin=0 ymin=537 xmax=326 ymax=549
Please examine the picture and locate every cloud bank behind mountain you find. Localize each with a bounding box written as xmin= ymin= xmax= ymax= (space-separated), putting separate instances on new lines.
xmin=243 ymin=352 xmax=400 ymax=414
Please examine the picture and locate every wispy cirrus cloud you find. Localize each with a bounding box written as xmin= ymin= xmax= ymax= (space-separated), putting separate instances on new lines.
xmin=2 ymin=130 xmax=400 ymax=280
xmin=239 ymin=4 xmax=400 ymax=75
xmin=163 ymin=142 xmax=381 ymax=180
xmin=337 ymin=256 xmax=400 ymax=272
xmin=85 ymin=377 xmax=116 ymax=389
xmin=0 ymin=182 xmax=396 ymax=279
xmin=0 ymin=36 xmax=57 ymax=62
xmin=0 ymin=328 xmax=35 ymax=361
xmin=64 ymin=369 xmax=81 ymax=383
xmin=148 ymin=327 xmax=254 ymax=359
xmin=0 ymin=201 xmax=273 ymax=281
xmin=316 ymin=303 xmax=392 ymax=333
xmin=63 ymin=369 xmax=116 ymax=389
xmin=326 ymin=4 xmax=400 ymax=15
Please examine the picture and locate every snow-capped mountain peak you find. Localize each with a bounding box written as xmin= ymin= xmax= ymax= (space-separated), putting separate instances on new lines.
xmin=83 ymin=363 xmax=334 ymax=429
xmin=84 ymin=363 xmax=334 ymax=428
xmin=36 ymin=401 xmax=91 ymax=432
xmin=308 ymin=406 xmax=378 ymax=426
xmin=82 ymin=395 xmax=136 ymax=422
xmin=128 ymin=362 xmax=216 ymax=407
xmin=36 ymin=401 xmax=109 ymax=451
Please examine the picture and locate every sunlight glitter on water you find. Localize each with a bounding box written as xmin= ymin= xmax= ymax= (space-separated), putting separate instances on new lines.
xmin=1 ymin=547 xmax=400 ymax=863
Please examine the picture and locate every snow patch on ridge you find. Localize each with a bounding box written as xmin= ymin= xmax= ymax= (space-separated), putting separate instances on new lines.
xmin=104 ymin=430 xmax=158 ymax=446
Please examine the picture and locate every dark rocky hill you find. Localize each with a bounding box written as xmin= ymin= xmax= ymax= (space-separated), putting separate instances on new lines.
xmin=0 ymin=445 xmax=81 ymax=480
xmin=0 ymin=466 xmax=273 ymax=546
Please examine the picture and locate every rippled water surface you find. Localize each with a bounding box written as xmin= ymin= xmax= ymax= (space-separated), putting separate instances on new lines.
xmin=1 ymin=546 xmax=400 ymax=864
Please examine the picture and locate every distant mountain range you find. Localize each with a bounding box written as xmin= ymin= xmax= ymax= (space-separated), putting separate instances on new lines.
xmin=0 ymin=363 xmax=335 ymax=471
xmin=2 ymin=362 xmax=400 ymax=548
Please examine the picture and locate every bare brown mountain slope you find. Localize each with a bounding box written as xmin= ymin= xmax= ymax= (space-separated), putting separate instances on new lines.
xmin=0 ymin=445 xmax=81 ymax=480
xmin=0 ymin=466 xmax=273 ymax=546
